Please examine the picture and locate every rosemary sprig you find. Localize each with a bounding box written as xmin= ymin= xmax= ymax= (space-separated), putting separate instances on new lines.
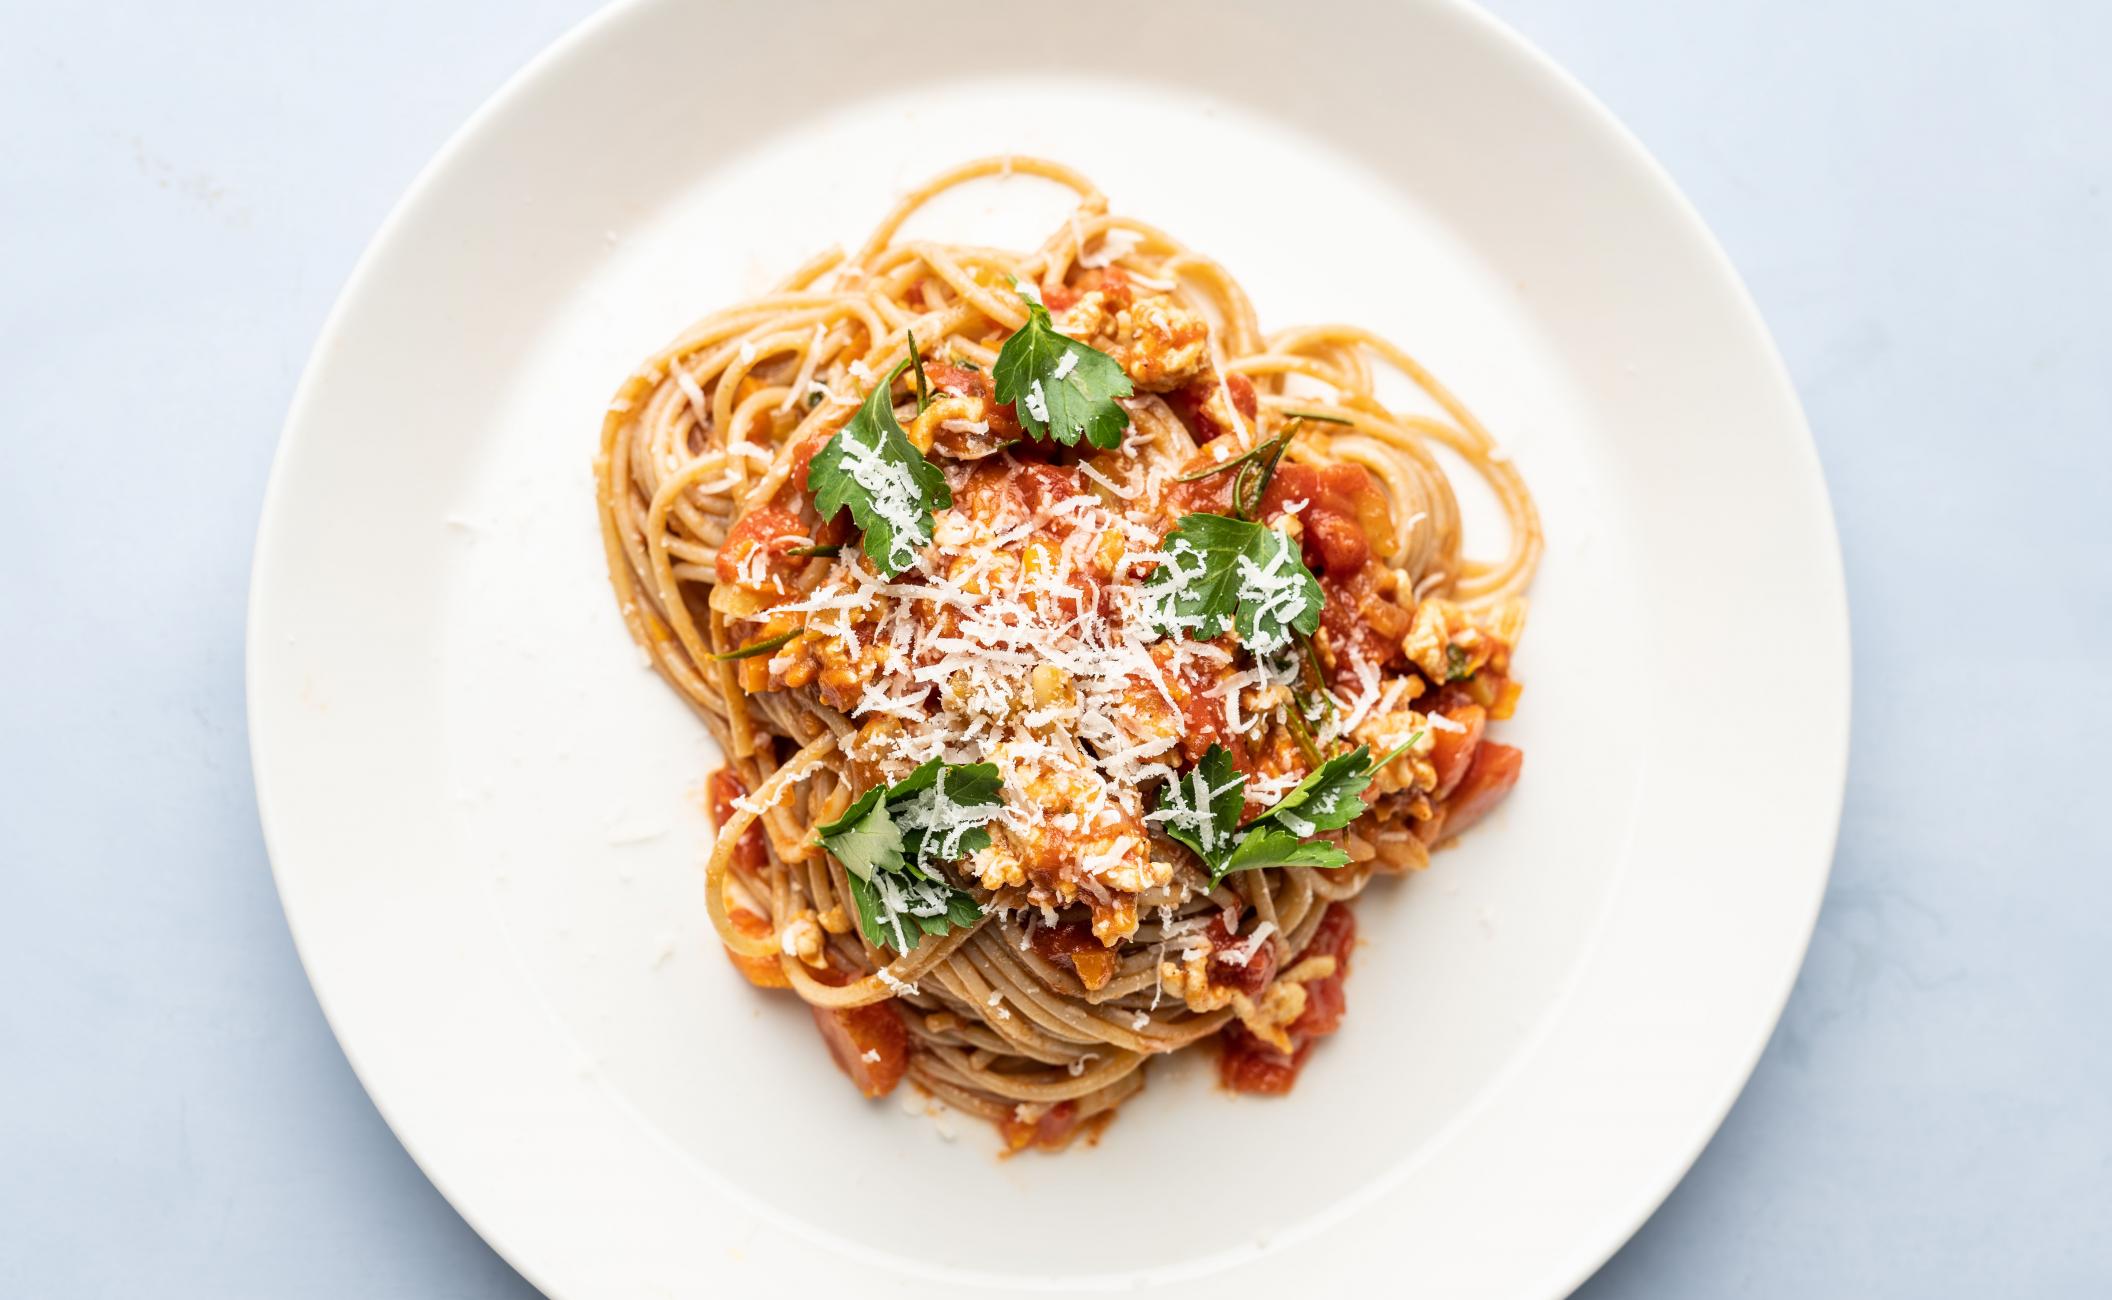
xmin=713 ymin=628 xmax=803 ymax=661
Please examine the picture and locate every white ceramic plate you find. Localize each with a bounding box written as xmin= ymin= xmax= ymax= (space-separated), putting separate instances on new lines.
xmin=248 ymin=1 xmax=1848 ymax=1295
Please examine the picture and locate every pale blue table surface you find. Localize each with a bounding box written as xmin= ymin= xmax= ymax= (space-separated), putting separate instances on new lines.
xmin=5 ymin=2 xmax=2108 ymax=1295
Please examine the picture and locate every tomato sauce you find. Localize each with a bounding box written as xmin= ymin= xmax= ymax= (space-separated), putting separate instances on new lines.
xmin=1427 ymin=703 xmax=1487 ymax=801
xmin=954 ymin=458 xmax=1080 ymax=521
xmin=1282 ymin=462 xmax=1407 ymax=676
xmin=710 ymin=769 xmax=787 ymax=989
xmin=707 ymin=768 xmax=769 ymax=873
xmin=721 ymin=908 xmax=790 ymax=990
xmin=1316 ymin=565 xmax=1413 ymax=673
xmin=714 ymin=504 xmax=813 ymax=590
xmin=809 ymin=998 xmax=910 ymax=1098
xmin=1198 ymin=911 xmax=1279 ymax=998
xmin=1261 ymin=463 xmax=1393 ymax=575
xmin=1042 ymin=265 xmax=1136 ymax=315
xmin=1014 ymin=461 xmax=1080 ymax=513
xmin=1423 ymin=741 xmax=1522 ymax=843
xmin=1162 ymin=371 xmax=1259 ymax=445
xmin=1099 ymin=266 xmax=1137 ymax=308
xmin=1218 ymin=903 xmax=1357 ymax=1095
xmin=1030 ymin=919 xmax=1118 ymax=991
xmin=925 ymin=362 xmax=1024 ymax=441
xmin=1168 ymin=642 xmax=1254 ymax=770
xmin=998 ymin=1099 xmax=1084 ymax=1153
xmin=789 ymin=431 xmax=829 ymax=487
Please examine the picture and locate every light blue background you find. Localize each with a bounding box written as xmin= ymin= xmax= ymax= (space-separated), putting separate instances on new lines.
xmin=4 ymin=1 xmax=2107 ymax=1295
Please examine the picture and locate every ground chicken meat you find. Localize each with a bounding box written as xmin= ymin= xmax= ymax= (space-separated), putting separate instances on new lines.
xmin=1112 ymin=297 xmax=1211 ymax=392
xmin=1350 ymin=707 xmax=1440 ymax=799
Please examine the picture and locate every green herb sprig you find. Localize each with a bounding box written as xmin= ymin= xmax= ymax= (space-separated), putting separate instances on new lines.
xmin=991 ymin=293 xmax=1133 ymax=450
xmin=1143 ymin=513 xmax=1323 ymax=654
xmin=713 ymin=628 xmax=803 ymax=661
xmin=1150 ymin=737 xmax=1422 ymax=885
xmin=906 ymin=330 xmax=931 ymax=413
xmin=805 ymin=358 xmax=951 ymax=578
xmin=814 ymin=759 xmax=1002 ymax=952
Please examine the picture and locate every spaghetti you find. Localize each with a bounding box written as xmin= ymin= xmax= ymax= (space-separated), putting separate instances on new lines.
xmin=596 ymin=158 xmax=1539 ymax=1151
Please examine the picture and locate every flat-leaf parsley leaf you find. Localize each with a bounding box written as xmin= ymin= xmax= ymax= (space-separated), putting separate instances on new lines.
xmin=814 ymin=759 xmax=1001 ymax=951
xmin=991 ymin=294 xmax=1133 ymax=450
xmin=1243 ymin=744 xmax=1387 ymax=838
xmin=1147 ymin=744 xmax=1246 ymax=867
xmin=1150 ymin=737 xmax=1423 ymax=885
xmin=1216 ymin=825 xmax=1351 ymax=876
xmin=806 ymin=357 xmax=951 ymax=578
xmin=1144 ymin=513 xmax=1323 ymax=654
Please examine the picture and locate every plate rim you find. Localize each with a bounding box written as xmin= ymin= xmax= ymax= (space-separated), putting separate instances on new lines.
xmin=246 ymin=0 xmax=1850 ymax=1294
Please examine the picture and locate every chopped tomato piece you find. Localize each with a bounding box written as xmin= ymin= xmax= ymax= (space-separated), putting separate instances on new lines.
xmin=1030 ymin=920 xmax=1118 ymax=991
xmin=1163 ymin=461 xmax=1232 ymax=517
xmin=713 ymin=505 xmax=810 ymax=588
xmin=1301 ymin=901 xmax=1358 ymax=972
xmin=706 ymin=767 xmax=741 ymax=823
xmin=1198 ymin=912 xmax=1279 ymax=997
xmin=1428 ymin=704 xmax=1487 ymax=802
xmin=999 ymin=1100 xmax=1082 ymax=1153
xmin=1166 ymin=638 xmax=1256 ymax=769
xmin=1264 ymin=463 xmax=1393 ymax=570
xmin=1290 ymin=901 xmax=1356 ymax=1040
xmin=706 ymin=769 xmax=770 ymax=873
xmin=1291 ymin=969 xmax=1347 ymax=1038
xmin=789 ymin=431 xmax=831 ymax=487
xmin=1096 ymin=266 xmax=1137 ymax=309
xmin=953 ymin=456 xmax=1078 ymax=524
xmin=1438 ymin=742 xmax=1522 ymax=839
xmin=809 ymin=1000 xmax=909 ymax=1098
xmin=1161 ymin=372 xmax=1259 ymax=445
xmin=711 ymin=771 xmax=786 ymax=989
xmin=1217 ymin=1027 xmax=1309 ymax=1095
xmin=1317 ymin=565 xmax=1411 ymax=672
xmin=1303 ymin=506 xmax=1370 ymax=574
xmin=1487 ymin=676 xmax=1523 ymax=721
xmin=1217 ymin=903 xmax=1357 ymax=1095
xmin=723 ymin=908 xmax=789 ymax=989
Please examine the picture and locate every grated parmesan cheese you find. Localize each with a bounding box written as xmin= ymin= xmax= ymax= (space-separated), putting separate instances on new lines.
xmin=831 ymin=419 xmax=933 ymax=572
xmin=670 ymin=363 xmax=711 ymax=429
xmin=875 ymin=968 xmax=920 ymax=997
xmin=1078 ymin=228 xmax=1142 ymax=270
xmin=1215 ymin=921 xmax=1277 ymax=968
